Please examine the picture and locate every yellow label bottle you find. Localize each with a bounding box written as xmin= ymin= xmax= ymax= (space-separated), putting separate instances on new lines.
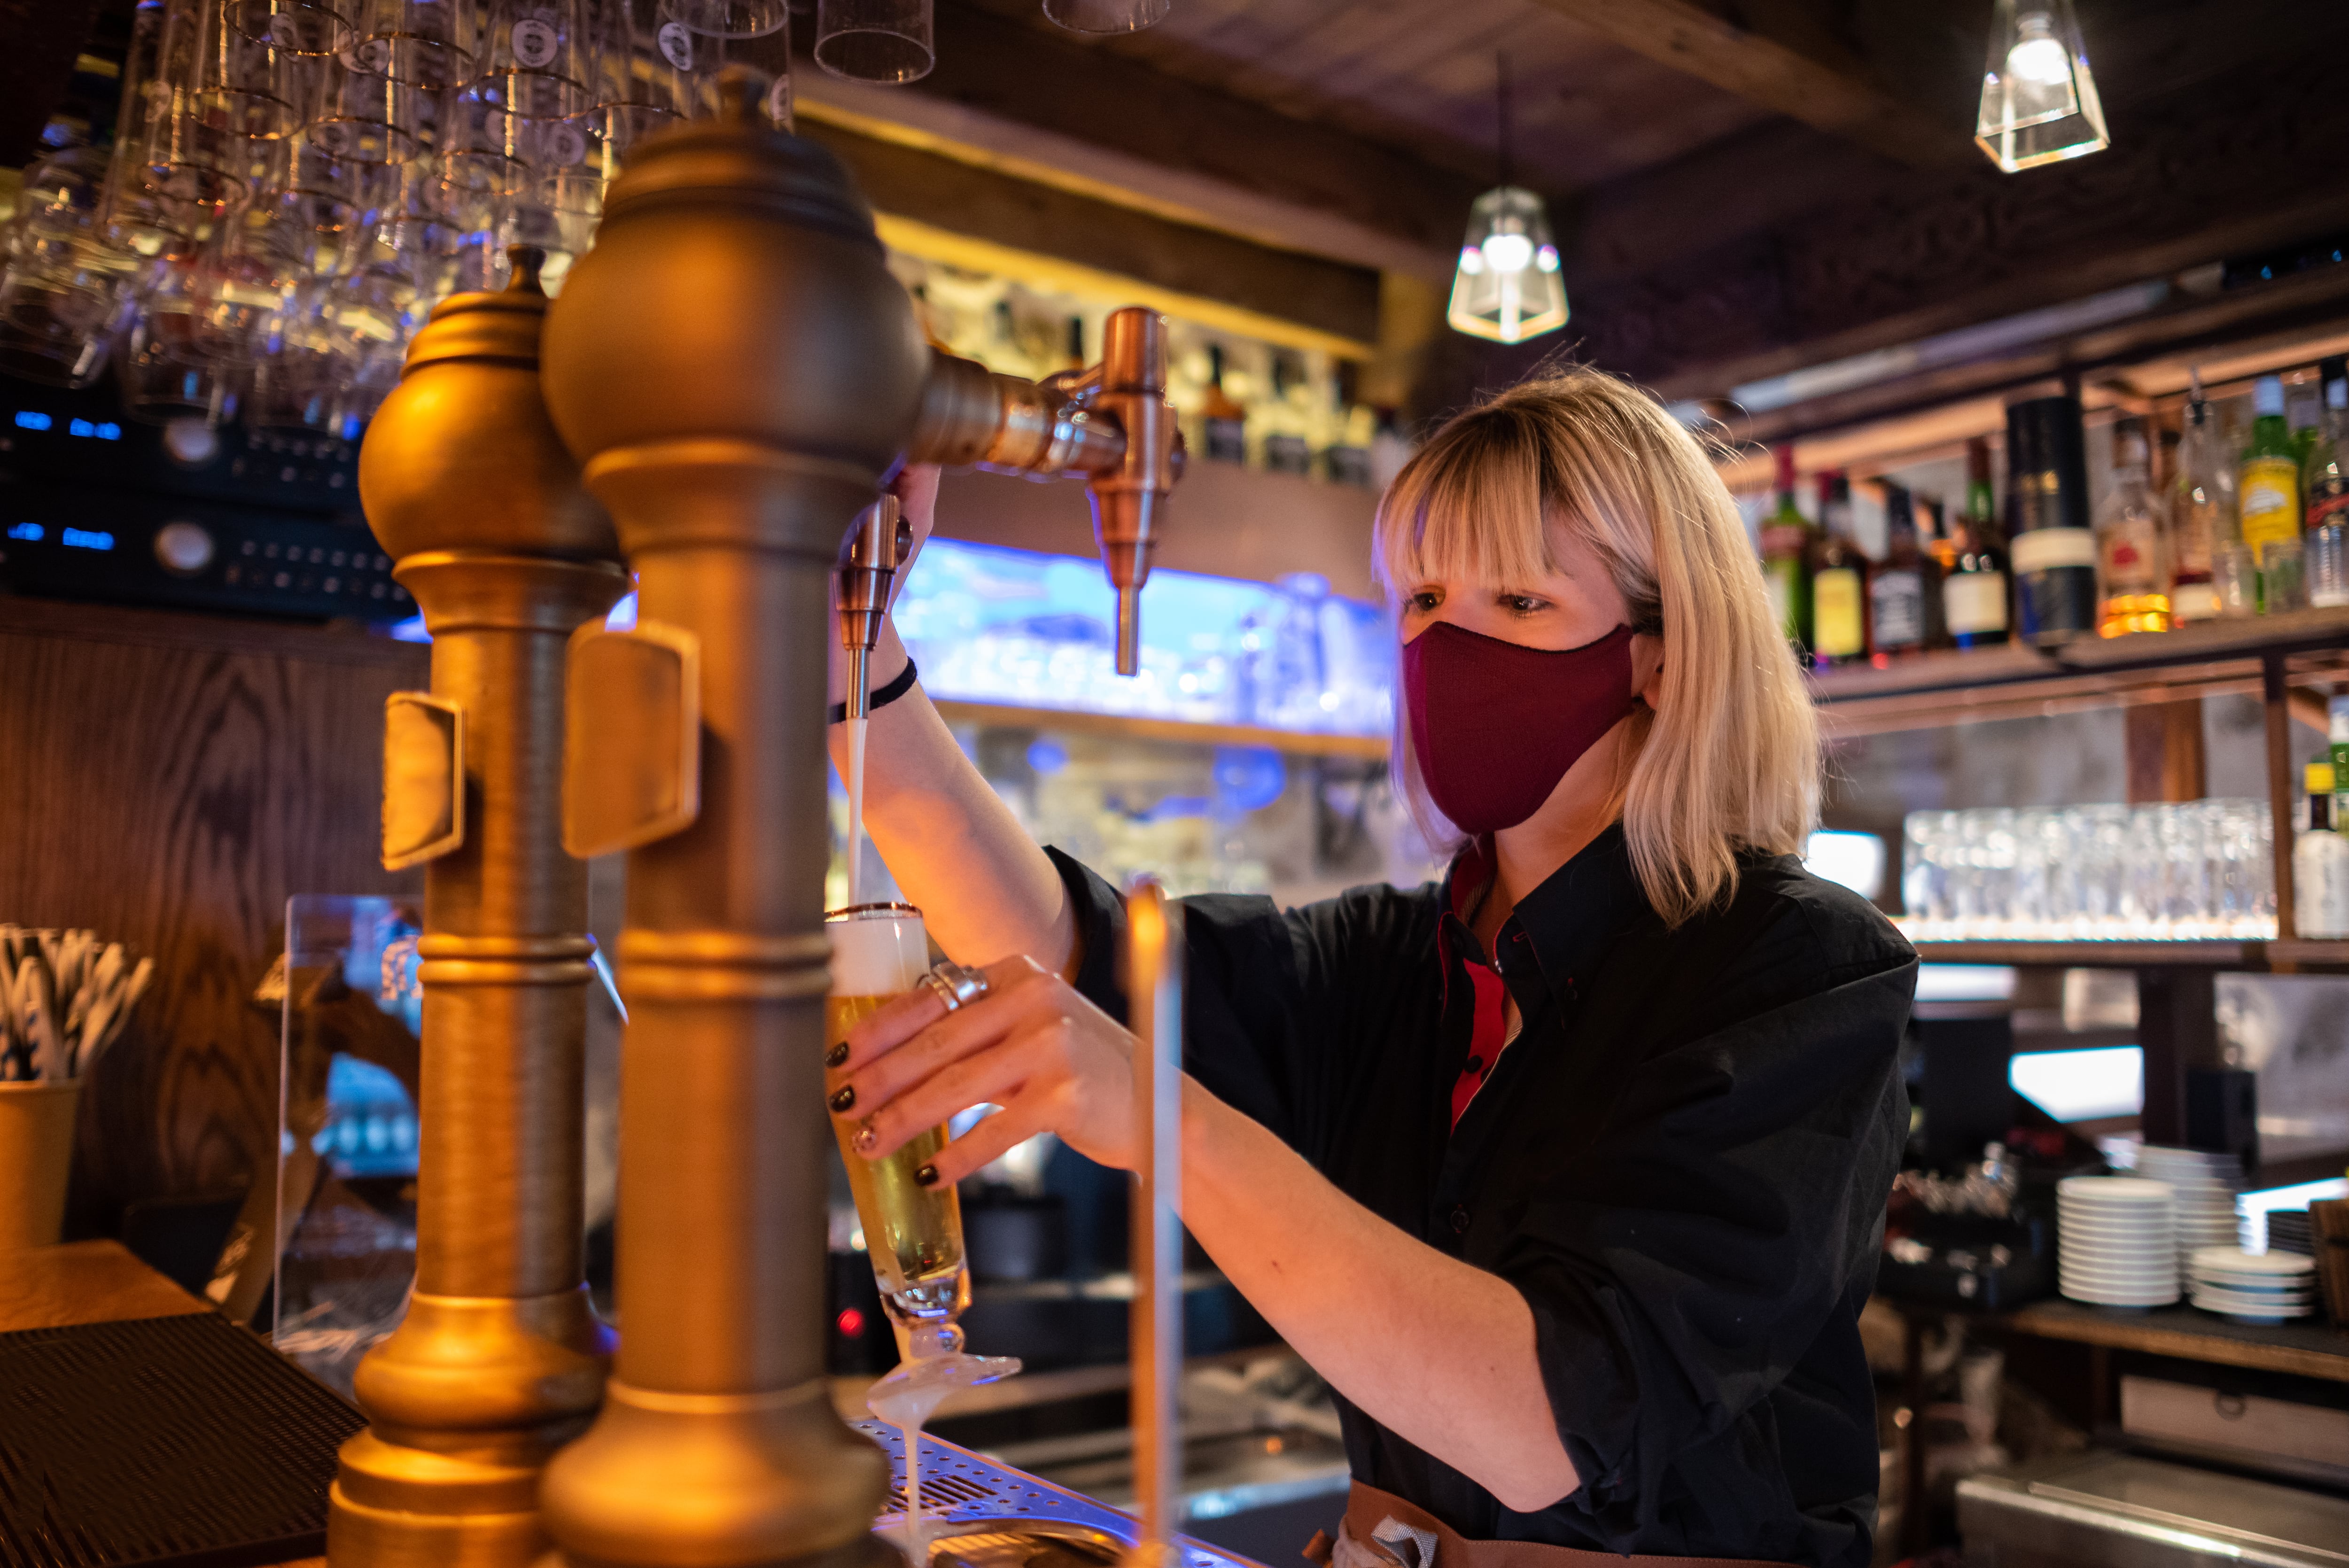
xmin=2240 ymin=377 xmax=2304 ymax=567
xmin=2241 ymin=456 xmax=2302 ymax=564
xmin=1813 ymin=567 xmax=1865 ymax=658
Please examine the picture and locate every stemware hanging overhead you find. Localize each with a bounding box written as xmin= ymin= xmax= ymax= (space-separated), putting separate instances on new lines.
xmin=227 ymin=0 xmax=358 ymax=56
xmin=343 ymin=0 xmax=480 ymax=88
xmin=307 ymin=50 xmax=435 ymax=161
xmin=661 ymin=0 xmax=788 ymax=35
xmin=591 ymin=0 xmax=699 ymax=164
xmin=471 ymin=0 xmax=592 ymax=123
xmin=115 ymin=261 xmax=249 ymax=426
xmin=813 ymin=0 xmax=932 ymax=85
xmin=0 ymin=144 xmax=149 ymax=389
xmin=158 ymin=0 xmax=308 ymax=143
xmin=101 ymin=0 xmax=207 ymax=262
xmin=1039 ymin=0 xmax=1168 ymax=36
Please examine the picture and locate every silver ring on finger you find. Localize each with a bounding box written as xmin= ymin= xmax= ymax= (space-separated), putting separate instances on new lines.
xmin=919 ymin=960 xmax=991 ymax=1014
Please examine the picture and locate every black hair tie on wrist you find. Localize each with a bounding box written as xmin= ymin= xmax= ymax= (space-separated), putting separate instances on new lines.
xmin=827 ymin=658 xmax=918 ymax=725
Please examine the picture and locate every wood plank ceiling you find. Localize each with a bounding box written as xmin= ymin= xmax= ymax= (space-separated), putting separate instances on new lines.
xmin=986 ymin=0 xmax=1780 ymax=197
xmin=13 ymin=0 xmax=2349 ymax=430
xmin=821 ymin=0 xmax=2349 ymax=430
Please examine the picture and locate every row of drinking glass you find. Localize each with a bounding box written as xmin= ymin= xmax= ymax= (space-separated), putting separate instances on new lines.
xmin=0 ymin=0 xmax=900 ymax=431
xmin=1900 ymin=801 xmax=2276 ymax=941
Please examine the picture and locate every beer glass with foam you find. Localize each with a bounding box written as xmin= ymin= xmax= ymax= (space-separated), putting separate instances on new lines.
xmin=826 ymin=902 xmax=969 ymax=1345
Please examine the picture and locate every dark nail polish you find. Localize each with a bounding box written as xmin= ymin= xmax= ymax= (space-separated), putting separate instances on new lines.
xmin=824 ymin=1041 xmax=849 ymax=1068
xmin=828 ymin=1085 xmax=856 ymax=1113
xmin=914 ymin=1164 xmax=938 ymax=1188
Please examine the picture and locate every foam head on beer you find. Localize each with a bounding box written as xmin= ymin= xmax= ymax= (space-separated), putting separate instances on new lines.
xmin=828 ymin=902 xmax=928 ymax=999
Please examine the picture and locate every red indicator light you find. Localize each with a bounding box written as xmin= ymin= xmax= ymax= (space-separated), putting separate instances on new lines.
xmin=836 ymin=1308 xmax=866 ymax=1338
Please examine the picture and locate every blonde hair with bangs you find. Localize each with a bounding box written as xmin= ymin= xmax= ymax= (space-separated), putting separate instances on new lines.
xmin=1375 ymin=367 xmax=1818 ymax=926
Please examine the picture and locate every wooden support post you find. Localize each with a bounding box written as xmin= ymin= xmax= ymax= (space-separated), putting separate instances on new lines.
xmin=2266 ymin=653 xmax=2298 ymax=941
xmin=2123 ymin=698 xmax=2206 ymax=805
xmin=1899 ymin=1311 xmax=1927 ymax=1559
xmin=2138 ymin=966 xmax=2219 ymax=1147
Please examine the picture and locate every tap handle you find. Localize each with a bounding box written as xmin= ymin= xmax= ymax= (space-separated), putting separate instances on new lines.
xmin=837 ymin=493 xmax=905 ymax=718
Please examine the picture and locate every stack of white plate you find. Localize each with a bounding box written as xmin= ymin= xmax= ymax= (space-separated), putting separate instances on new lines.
xmin=2133 ymin=1145 xmax=2245 ymax=1265
xmin=2188 ymin=1247 xmax=2318 ymax=1322
xmin=2058 ymin=1176 xmax=2179 ymax=1307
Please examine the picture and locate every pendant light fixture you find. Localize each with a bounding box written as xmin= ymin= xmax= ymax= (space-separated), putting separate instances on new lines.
xmin=1447 ymin=55 xmax=1567 ymax=344
xmin=1975 ymin=0 xmax=2110 ymax=172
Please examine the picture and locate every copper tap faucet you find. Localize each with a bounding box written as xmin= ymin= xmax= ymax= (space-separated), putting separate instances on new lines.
xmin=905 ymin=307 xmax=1180 ymax=675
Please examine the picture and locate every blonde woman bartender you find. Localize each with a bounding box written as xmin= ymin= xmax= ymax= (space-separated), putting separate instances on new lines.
xmin=824 ymin=370 xmax=1915 ymax=1568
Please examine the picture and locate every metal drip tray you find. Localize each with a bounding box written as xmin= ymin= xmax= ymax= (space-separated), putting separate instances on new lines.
xmin=856 ymin=1421 xmax=1270 ymax=1568
xmin=1958 ymin=1450 xmax=2349 ymax=1567
xmin=925 ymin=1520 xmax=1127 ymax=1568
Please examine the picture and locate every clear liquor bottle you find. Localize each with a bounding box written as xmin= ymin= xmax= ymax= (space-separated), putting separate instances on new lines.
xmin=2095 ymin=417 xmax=2173 ymax=637
xmin=2171 ymin=374 xmax=2240 ymax=621
xmin=2304 ymin=357 xmax=2349 ymax=609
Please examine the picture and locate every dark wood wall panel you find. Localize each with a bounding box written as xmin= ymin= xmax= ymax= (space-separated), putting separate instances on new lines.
xmin=0 ymin=600 xmax=424 ymax=1234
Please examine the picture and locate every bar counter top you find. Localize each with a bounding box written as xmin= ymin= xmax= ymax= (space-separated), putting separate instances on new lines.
xmin=0 ymin=1238 xmax=213 ymax=1333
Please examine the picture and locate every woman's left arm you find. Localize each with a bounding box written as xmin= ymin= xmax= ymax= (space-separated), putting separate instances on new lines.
xmin=835 ymin=961 xmax=1580 ymax=1513
xmin=1181 ymin=1071 xmax=1580 ymax=1511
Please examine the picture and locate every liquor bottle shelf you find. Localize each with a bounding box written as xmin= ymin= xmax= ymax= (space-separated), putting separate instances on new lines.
xmin=932 ymin=699 xmax=1392 ymax=760
xmin=1909 ymin=939 xmax=2349 ymax=971
xmin=1811 ymin=605 xmax=2349 ymax=736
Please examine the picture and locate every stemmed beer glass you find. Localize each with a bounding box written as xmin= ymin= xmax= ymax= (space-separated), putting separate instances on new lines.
xmin=825 ymin=901 xmax=1018 ymax=1550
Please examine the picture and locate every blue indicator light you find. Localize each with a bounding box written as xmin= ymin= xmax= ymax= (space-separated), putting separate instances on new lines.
xmin=5 ymin=521 xmax=43 ymax=542
xmin=60 ymin=527 xmax=116 ymax=551
xmin=95 ymin=421 xmax=121 ymax=440
xmin=14 ymin=411 xmax=53 ymax=431
xmin=68 ymin=418 xmax=94 ymax=437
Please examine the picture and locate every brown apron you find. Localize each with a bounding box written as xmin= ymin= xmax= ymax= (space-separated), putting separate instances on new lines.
xmin=1303 ymin=1480 xmax=1801 ymax=1568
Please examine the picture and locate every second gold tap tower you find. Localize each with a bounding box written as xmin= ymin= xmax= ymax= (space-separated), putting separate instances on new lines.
xmin=536 ymin=78 xmax=928 ymax=1568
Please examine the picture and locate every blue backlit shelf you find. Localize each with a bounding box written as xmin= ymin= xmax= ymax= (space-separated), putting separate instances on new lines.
xmin=931 ymin=699 xmax=1390 ymax=761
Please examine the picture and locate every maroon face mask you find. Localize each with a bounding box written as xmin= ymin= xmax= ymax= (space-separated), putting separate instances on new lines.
xmin=1401 ymin=620 xmax=1641 ymax=835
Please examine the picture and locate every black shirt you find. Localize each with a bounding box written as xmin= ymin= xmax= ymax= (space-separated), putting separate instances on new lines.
xmin=1048 ymin=824 xmax=1915 ymax=1568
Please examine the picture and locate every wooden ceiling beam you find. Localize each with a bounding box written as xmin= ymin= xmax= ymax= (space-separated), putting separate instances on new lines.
xmin=1523 ymin=0 xmax=1976 ymax=168
xmin=801 ymin=121 xmax=1385 ymax=350
xmin=792 ymin=0 xmax=1476 ymax=281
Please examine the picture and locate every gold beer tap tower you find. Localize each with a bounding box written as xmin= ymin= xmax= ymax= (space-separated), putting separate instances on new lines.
xmin=331 ymin=248 xmax=628 ymax=1568
xmin=329 ymin=70 xmax=1183 ymax=1568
